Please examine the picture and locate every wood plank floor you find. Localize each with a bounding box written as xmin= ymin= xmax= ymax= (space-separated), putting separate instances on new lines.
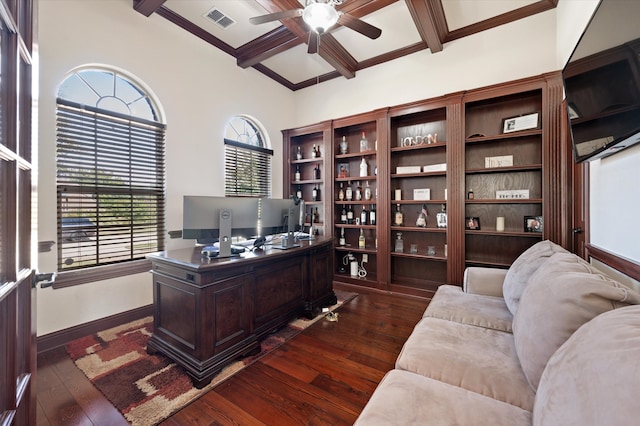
xmin=37 ymin=288 xmax=429 ymax=425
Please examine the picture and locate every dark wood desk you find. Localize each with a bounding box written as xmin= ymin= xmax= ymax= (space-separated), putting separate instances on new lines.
xmin=146 ymin=237 xmax=335 ymax=387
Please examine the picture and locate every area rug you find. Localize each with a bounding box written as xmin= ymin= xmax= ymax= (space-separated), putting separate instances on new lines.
xmin=65 ymin=289 xmax=357 ymax=425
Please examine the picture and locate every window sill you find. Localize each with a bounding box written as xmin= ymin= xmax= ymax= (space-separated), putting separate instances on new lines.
xmin=52 ymin=259 xmax=152 ymax=289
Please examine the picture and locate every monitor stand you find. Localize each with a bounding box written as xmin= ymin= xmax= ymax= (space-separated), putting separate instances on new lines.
xmin=273 ymin=230 xmax=300 ymax=250
xmin=206 ymin=209 xmax=241 ymax=258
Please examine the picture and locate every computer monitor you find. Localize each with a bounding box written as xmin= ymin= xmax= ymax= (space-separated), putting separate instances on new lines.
xmin=260 ymin=197 xmax=303 ymax=249
xmin=182 ymin=196 xmax=260 ymax=256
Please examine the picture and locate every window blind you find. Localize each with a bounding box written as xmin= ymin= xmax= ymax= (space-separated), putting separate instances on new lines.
xmin=56 ymin=99 xmax=166 ymax=271
xmin=224 ymin=138 xmax=272 ymax=197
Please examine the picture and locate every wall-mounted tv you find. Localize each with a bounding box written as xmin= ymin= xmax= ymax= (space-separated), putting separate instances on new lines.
xmin=563 ymin=0 xmax=640 ymax=162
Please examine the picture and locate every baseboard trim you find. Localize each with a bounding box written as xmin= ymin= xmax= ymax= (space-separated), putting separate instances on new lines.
xmin=37 ymin=304 xmax=154 ymax=354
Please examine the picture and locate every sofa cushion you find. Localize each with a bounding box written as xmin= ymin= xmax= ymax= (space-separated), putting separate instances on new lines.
xmin=396 ymin=317 xmax=534 ymax=411
xmin=463 ymin=267 xmax=507 ymax=297
xmin=424 ymin=285 xmax=513 ymax=332
xmin=354 ymin=369 xmax=532 ymax=426
xmin=503 ymin=240 xmax=567 ymax=315
xmin=513 ymin=252 xmax=640 ymax=391
xmin=534 ymin=305 xmax=640 ymax=426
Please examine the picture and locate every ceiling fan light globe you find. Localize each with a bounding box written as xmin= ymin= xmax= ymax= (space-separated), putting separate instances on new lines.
xmin=303 ymin=2 xmax=338 ymax=34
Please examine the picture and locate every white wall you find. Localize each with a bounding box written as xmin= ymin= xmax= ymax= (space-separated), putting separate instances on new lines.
xmin=555 ymin=0 xmax=600 ymax=68
xmin=36 ymin=0 xmax=296 ymax=336
xmin=589 ymin=144 xmax=640 ymax=262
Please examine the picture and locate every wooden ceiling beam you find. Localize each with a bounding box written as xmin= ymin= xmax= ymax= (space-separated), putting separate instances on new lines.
xmin=338 ymin=0 xmax=400 ymax=15
xmin=237 ymin=27 xmax=302 ymax=69
xmin=404 ymin=0 xmax=446 ymax=53
xmin=250 ymin=0 xmax=360 ymax=78
xmin=133 ymin=0 xmax=167 ymax=17
xmin=318 ymin=34 xmax=357 ymax=79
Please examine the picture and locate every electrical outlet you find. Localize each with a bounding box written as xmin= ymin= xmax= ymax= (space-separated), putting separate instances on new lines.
xmin=362 ymin=253 xmax=368 ymax=263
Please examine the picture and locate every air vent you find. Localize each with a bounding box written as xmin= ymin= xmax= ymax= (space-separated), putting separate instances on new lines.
xmin=204 ymin=7 xmax=236 ymax=30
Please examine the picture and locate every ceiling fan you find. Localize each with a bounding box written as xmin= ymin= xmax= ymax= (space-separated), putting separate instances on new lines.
xmin=250 ymin=0 xmax=382 ymax=54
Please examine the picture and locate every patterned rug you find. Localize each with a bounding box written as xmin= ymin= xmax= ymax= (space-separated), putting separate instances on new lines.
xmin=65 ymin=289 xmax=357 ymax=425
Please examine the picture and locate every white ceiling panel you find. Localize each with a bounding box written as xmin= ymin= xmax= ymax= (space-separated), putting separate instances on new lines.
xmin=332 ymin=1 xmax=422 ymax=61
xmin=261 ymin=43 xmax=336 ymax=84
xmin=164 ymin=0 xmax=278 ymax=49
xmin=442 ymin=0 xmax=538 ymax=31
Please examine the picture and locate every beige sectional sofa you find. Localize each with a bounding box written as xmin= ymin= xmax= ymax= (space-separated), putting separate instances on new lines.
xmin=355 ymin=240 xmax=640 ymax=425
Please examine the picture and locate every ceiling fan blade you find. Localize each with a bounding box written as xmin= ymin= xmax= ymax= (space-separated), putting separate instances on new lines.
xmin=308 ymin=31 xmax=319 ymax=54
xmin=337 ymin=13 xmax=382 ymax=39
xmin=249 ymin=9 xmax=302 ymax=25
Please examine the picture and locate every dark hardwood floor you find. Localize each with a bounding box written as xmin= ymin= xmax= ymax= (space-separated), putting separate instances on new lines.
xmin=37 ymin=287 xmax=429 ymax=425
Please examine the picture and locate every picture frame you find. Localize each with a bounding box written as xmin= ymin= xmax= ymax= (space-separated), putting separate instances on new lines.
xmin=567 ymin=102 xmax=581 ymax=120
xmin=502 ymin=112 xmax=540 ymax=133
xmin=337 ymin=163 xmax=350 ymax=178
xmin=524 ymin=215 xmax=543 ymax=232
xmin=465 ymin=217 xmax=481 ymax=230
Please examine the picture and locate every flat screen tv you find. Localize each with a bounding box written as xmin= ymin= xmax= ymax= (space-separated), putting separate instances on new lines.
xmin=562 ymin=0 xmax=640 ymax=162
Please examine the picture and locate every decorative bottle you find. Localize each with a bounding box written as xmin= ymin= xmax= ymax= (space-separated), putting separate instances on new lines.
xmin=416 ymin=204 xmax=428 ymax=227
xmin=312 ymin=185 xmax=318 ymax=201
xmin=364 ymin=181 xmax=372 ymax=200
xmin=295 ymin=165 xmax=301 ymax=182
xmin=355 ymin=183 xmax=362 ymax=201
xmin=296 ymin=145 xmax=302 ymax=160
xmin=313 ymin=207 xmax=320 ymax=223
xmin=296 ymin=185 xmax=303 ymax=200
xmin=339 ymin=228 xmax=346 ymax=246
xmin=338 ymin=182 xmax=345 ymax=201
xmin=359 ymin=131 xmax=370 ymax=152
xmin=358 ymin=229 xmax=366 ymax=249
xmin=360 ymin=205 xmax=368 ymax=225
xmin=311 ymin=144 xmax=317 ymax=158
xmin=347 ymin=205 xmax=354 ymax=224
xmin=395 ymin=232 xmax=404 ymax=253
xmin=340 ymin=136 xmax=348 ymax=154
xmin=467 ymin=188 xmax=474 ymax=200
xmin=394 ymin=204 xmax=404 ymax=226
xmin=359 ymin=158 xmax=368 ymax=177
xmin=313 ymin=163 xmax=320 ymax=180
xmin=345 ymin=184 xmax=353 ymax=201
xmin=340 ymin=206 xmax=348 ymax=224
xmin=369 ymin=204 xmax=376 ymax=226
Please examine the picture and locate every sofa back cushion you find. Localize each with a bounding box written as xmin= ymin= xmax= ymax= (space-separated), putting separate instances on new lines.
xmin=534 ymin=305 xmax=640 ymax=425
xmin=503 ymin=240 xmax=567 ymax=315
xmin=513 ymin=252 xmax=640 ymax=391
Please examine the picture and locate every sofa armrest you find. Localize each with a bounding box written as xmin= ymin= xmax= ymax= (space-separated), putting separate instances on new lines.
xmin=463 ymin=267 xmax=508 ymax=297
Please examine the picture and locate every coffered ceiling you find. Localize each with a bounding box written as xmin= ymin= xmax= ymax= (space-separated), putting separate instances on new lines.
xmin=133 ymin=0 xmax=559 ymax=91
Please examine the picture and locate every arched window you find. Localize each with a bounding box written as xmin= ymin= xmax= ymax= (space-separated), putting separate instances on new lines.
xmin=224 ymin=115 xmax=273 ymax=197
xmin=56 ymin=66 xmax=166 ymax=271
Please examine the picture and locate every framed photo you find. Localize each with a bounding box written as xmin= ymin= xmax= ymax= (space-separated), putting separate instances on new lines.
xmin=567 ymin=103 xmax=581 ymax=120
xmin=502 ymin=112 xmax=540 ymax=133
xmin=465 ymin=217 xmax=480 ymax=230
xmin=524 ymin=215 xmax=543 ymax=232
xmin=337 ymin=163 xmax=350 ymax=178
xmin=436 ymin=212 xmax=447 ymax=228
